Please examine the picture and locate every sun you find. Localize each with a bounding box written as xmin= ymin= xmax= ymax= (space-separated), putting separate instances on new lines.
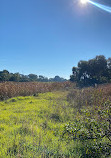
xmin=80 ymin=0 xmax=88 ymax=4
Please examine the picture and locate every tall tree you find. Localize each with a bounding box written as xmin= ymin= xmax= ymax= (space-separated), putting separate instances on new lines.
xmin=70 ymin=55 xmax=110 ymax=87
xmin=0 ymin=70 xmax=10 ymax=81
xmin=9 ymin=73 xmax=21 ymax=82
xmin=28 ymin=74 xmax=38 ymax=81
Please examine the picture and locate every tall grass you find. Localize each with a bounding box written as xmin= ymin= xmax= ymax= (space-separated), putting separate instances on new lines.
xmin=0 ymin=83 xmax=111 ymax=157
xmin=66 ymin=84 xmax=111 ymax=157
xmin=0 ymin=81 xmax=74 ymax=100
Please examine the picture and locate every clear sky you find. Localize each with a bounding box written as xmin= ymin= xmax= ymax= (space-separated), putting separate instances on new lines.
xmin=0 ymin=0 xmax=111 ymax=79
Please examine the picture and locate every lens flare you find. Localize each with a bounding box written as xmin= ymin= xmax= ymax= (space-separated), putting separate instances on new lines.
xmin=88 ymin=0 xmax=111 ymax=13
xmin=80 ymin=0 xmax=111 ymax=13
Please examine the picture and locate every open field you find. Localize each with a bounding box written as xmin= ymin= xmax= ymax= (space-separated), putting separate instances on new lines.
xmin=0 ymin=83 xmax=111 ymax=157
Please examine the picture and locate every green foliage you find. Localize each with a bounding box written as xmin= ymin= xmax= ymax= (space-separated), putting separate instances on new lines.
xmin=0 ymin=70 xmax=67 ymax=82
xmin=9 ymin=73 xmax=21 ymax=82
xmin=28 ymin=74 xmax=38 ymax=81
xmin=70 ymin=55 xmax=111 ymax=87
xmin=66 ymin=85 xmax=111 ymax=157
xmin=0 ymin=70 xmax=10 ymax=81
xmin=0 ymin=86 xmax=111 ymax=157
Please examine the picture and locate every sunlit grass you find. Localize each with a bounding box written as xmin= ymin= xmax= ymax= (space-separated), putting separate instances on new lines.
xmin=0 ymin=86 xmax=110 ymax=157
xmin=0 ymin=91 xmax=72 ymax=157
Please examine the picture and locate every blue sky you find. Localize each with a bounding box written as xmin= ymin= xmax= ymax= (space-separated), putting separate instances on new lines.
xmin=0 ymin=0 xmax=111 ymax=79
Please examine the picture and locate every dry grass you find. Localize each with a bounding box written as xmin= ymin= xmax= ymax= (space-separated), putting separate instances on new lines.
xmin=0 ymin=81 xmax=75 ymax=100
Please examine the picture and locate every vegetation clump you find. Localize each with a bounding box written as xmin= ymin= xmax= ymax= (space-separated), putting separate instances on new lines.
xmin=0 ymin=81 xmax=74 ymax=100
xmin=70 ymin=55 xmax=111 ymax=87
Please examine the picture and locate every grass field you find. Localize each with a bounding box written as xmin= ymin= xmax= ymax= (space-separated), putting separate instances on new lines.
xmin=0 ymin=83 xmax=111 ymax=157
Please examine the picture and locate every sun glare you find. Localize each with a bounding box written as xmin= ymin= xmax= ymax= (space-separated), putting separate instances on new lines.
xmin=81 ymin=0 xmax=88 ymax=4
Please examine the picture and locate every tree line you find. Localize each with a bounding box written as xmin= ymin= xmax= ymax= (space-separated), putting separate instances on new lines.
xmin=0 ymin=70 xmax=67 ymax=82
xmin=70 ymin=55 xmax=111 ymax=87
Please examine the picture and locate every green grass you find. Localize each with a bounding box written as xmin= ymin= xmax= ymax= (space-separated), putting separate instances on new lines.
xmin=0 ymin=91 xmax=72 ymax=157
xmin=0 ymin=90 xmax=110 ymax=158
